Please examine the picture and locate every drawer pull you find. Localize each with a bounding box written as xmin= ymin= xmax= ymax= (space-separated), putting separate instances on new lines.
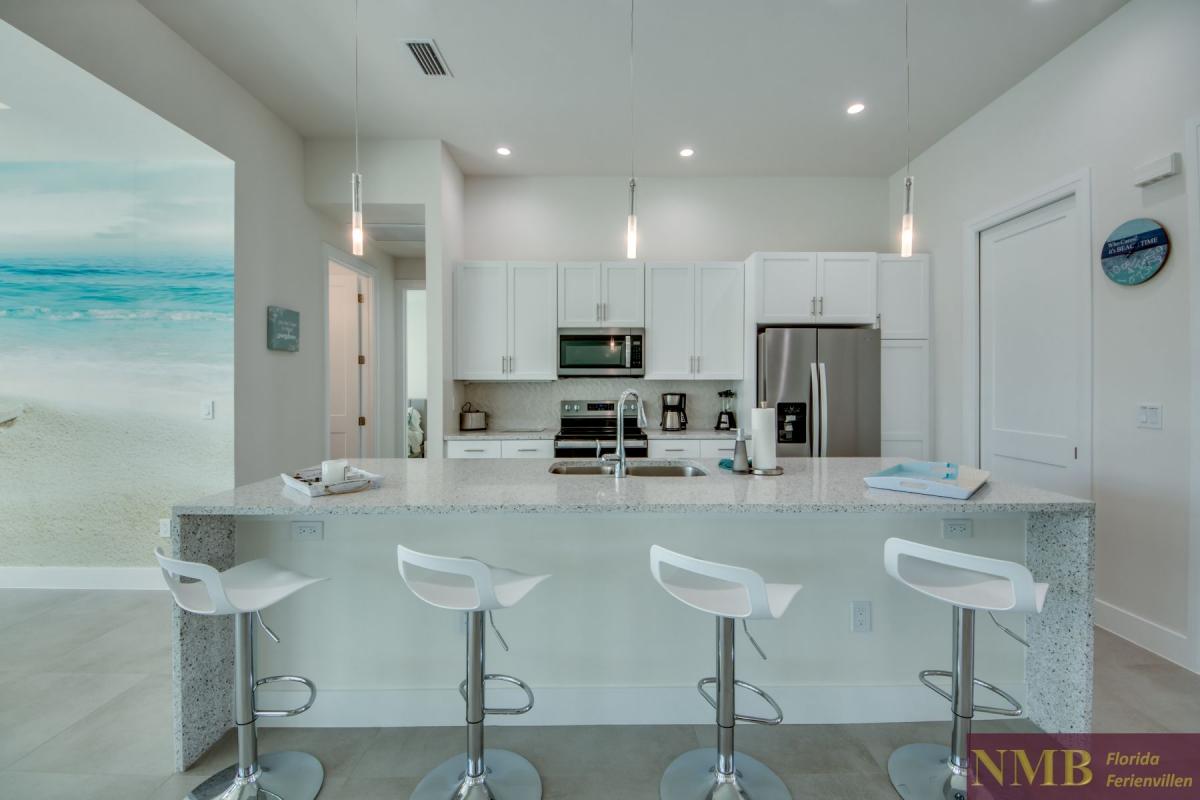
xmin=465 ymin=449 xmax=486 ymax=453
xmin=665 ymin=448 xmax=686 ymax=452
xmin=517 ymin=448 xmax=538 ymax=453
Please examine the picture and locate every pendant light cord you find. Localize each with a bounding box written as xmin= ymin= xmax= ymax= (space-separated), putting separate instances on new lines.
xmin=354 ymin=0 xmax=360 ymax=174
xmin=629 ymin=0 xmax=635 ymax=183
xmin=904 ymin=0 xmax=910 ymax=175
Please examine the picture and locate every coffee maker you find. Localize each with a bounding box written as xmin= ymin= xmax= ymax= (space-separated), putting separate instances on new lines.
xmin=661 ymin=393 xmax=687 ymax=431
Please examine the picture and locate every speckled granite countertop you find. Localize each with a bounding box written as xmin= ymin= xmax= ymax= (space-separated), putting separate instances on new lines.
xmin=174 ymin=457 xmax=1093 ymax=517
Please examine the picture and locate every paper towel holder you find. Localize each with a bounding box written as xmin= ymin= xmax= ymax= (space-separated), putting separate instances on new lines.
xmin=749 ymin=466 xmax=784 ymax=476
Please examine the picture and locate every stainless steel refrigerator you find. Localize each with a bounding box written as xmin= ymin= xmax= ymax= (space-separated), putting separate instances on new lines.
xmin=757 ymin=327 xmax=880 ymax=457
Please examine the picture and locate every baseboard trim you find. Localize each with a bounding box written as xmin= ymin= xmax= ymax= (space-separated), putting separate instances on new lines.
xmin=0 ymin=566 xmax=165 ymax=590
xmin=257 ymin=682 xmax=1026 ymax=728
xmin=1095 ymin=598 xmax=1194 ymax=671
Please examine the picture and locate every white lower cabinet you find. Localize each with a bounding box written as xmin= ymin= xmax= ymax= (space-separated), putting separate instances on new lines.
xmin=881 ymin=339 xmax=930 ymax=459
xmin=501 ymin=440 xmax=555 ymax=459
xmin=649 ymin=440 xmax=702 ymax=459
xmin=699 ymin=439 xmax=738 ymax=459
xmin=447 ymin=439 xmax=553 ymax=459
xmin=446 ymin=440 xmax=503 ymax=459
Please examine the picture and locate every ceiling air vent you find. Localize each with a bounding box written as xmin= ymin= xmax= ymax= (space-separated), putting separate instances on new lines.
xmin=405 ymin=39 xmax=452 ymax=77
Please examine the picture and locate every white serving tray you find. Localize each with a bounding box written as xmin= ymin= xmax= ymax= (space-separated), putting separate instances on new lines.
xmin=281 ymin=466 xmax=384 ymax=497
xmin=864 ymin=462 xmax=989 ymax=500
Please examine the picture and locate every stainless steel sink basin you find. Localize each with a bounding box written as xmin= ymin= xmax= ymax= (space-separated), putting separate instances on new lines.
xmin=548 ymin=461 xmax=707 ymax=477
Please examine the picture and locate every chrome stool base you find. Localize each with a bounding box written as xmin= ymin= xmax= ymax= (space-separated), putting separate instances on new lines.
xmin=185 ymin=751 xmax=324 ymax=800
xmin=887 ymin=743 xmax=967 ymax=800
xmin=660 ymin=748 xmax=790 ymax=800
xmin=412 ymin=749 xmax=542 ymax=800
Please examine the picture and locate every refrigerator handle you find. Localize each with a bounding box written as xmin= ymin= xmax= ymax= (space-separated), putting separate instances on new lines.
xmin=818 ymin=362 xmax=830 ymax=457
xmin=809 ymin=362 xmax=820 ymax=457
xmin=757 ymin=334 xmax=768 ymax=403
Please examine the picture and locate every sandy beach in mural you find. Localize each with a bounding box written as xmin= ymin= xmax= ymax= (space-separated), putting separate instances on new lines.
xmin=0 ymin=256 xmax=234 ymax=567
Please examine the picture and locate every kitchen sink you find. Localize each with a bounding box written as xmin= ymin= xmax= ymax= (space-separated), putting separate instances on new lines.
xmin=548 ymin=461 xmax=708 ymax=477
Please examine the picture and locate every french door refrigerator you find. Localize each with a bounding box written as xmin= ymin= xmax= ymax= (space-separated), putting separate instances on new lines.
xmin=756 ymin=327 xmax=880 ymax=457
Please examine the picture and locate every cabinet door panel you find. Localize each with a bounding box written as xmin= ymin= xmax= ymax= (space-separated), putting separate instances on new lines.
xmin=694 ymin=262 xmax=744 ymax=379
xmin=601 ymin=262 xmax=645 ymax=326
xmin=446 ymin=440 xmax=502 ymax=458
xmin=501 ymin=439 xmax=554 ymax=458
xmin=649 ymin=439 xmax=701 ymax=459
xmin=818 ymin=252 xmax=877 ymax=323
xmin=878 ymin=254 xmax=929 ymax=339
xmin=454 ymin=262 xmax=508 ymax=380
xmin=645 ymin=264 xmax=695 ymax=379
xmin=881 ymin=339 xmax=929 ymax=459
xmin=508 ymin=262 xmax=557 ymax=380
xmin=700 ymin=439 xmax=738 ymax=459
xmin=757 ymin=253 xmax=817 ymax=324
xmin=558 ymin=262 xmax=602 ymax=327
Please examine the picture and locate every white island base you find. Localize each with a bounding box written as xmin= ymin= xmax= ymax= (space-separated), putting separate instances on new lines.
xmin=170 ymin=458 xmax=1093 ymax=771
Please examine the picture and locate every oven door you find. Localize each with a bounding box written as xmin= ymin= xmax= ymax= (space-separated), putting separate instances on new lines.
xmin=558 ymin=329 xmax=643 ymax=377
xmin=554 ymin=438 xmax=649 ymax=459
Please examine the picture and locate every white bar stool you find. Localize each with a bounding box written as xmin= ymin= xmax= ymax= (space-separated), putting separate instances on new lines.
xmin=397 ymin=544 xmax=550 ymax=800
xmin=649 ymin=545 xmax=802 ymax=800
xmin=883 ymin=538 xmax=1049 ymax=800
xmin=155 ymin=548 xmax=328 ymax=800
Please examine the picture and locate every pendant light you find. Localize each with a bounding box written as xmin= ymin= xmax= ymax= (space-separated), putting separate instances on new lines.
xmin=350 ymin=0 xmax=364 ymax=257
xmin=625 ymin=0 xmax=638 ymax=260
xmin=899 ymin=0 xmax=914 ymax=258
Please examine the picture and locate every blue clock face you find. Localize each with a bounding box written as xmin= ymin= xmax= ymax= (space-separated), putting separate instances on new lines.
xmin=1101 ymin=218 xmax=1169 ymax=286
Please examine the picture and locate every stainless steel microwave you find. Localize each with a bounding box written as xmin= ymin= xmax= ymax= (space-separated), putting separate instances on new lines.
xmin=557 ymin=329 xmax=644 ymax=377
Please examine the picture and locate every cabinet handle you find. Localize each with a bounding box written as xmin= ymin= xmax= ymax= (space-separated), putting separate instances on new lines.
xmin=517 ymin=448 xmax=538 ymax=453
xmin=508 ymin=355 xmax=514 ymax=372
xmin=596 ymin=302 xmax=601 ymax=321
xmin=810 ymin=296 xmax=816 ymax=315
xmin=665 ymin=448 xmax=686 ymax=452
xmin=695 ymin=355 xmax=701 ymax=373
xmin=819 ymin=296 xmax=824 ymax=315
xmin=501 ymin=355 xmax=506 ymax=373
xmin=465 ymin=449 xmax=486 ymax=453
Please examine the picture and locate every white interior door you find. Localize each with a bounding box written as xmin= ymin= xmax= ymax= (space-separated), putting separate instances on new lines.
xmin=328 ymin=262 xmax=362 ymax=459
xmin=980 ymin=194 xmax=1090 ymax=497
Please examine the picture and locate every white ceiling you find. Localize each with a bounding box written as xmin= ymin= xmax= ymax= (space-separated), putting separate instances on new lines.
xmin=138 ymin=0 xmax=1126 ymax=178
xmin=0 ymin=20 xmax=222 ymax=162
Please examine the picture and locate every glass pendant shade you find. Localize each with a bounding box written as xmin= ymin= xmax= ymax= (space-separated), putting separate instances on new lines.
xmin=351 ymin=171 xmax=364 ymax=257
xmin=626 ymin=178 xmax=637 ymax=259
xmin=900 ymin=176 xmax=914 ymax=258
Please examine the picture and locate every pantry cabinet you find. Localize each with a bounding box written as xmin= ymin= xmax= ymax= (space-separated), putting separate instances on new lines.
xmin=557 ymin=261 xmax=645 ymax=327
xmin=645 ymin=262 xmax=744 ymax=380
xmin=454 ymin=261 xmax=556 ymax=381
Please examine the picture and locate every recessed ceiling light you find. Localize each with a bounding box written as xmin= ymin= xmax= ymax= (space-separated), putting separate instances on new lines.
xmin=496 ymin=146 xmax=512 ymax=156
xmin=679 ymin=148 xmax=695 ymax=158
xmin=846 ymin=102 xmax=866 ymax=115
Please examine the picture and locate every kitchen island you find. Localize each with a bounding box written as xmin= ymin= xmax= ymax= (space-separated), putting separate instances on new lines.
xmin=169 ymin=457 xmax=1093 ymax=770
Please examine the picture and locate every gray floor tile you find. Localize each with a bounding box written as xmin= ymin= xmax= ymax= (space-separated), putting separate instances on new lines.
xmin=845 ymin=720 xmax=951 ymax=773
xmin=350 ymin=726 xmax=464 ymax=779
xmin=719 ymin=723 xmax=882 ymax=775
xmin=55 ymin=612 xmax=171 ymax=675
xmin=318 ymin=774 xmax=417 ymax=799
xmin=0 ymin=769 xmax=168 ymax=800
xmin=0 ymin=589 xmax=88 ymax=632
xmin=12 ymin=673 xmax=174 ymax=775
xmin=488 ymin=724 xmax=700 ymax=780
xmin=183 ymin=726 xmax=380 ymax=780
xmin=0 ymin=671 xmax=148 ymax=769
xmin=783 ymin=770 xmax=901 ymax=800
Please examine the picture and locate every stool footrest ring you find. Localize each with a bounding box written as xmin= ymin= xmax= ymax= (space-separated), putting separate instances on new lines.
xmin=697 ymin=677 xmax=784 ymax=725
xmin=918 ymin=669 xmax=1023 ymax=717
xmin=458 ymin=673 xmax=535 ymax=716
xmin=254 ymin=674 xmax=317 ymax=718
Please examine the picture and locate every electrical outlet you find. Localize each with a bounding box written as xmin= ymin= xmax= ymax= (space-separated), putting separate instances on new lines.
xmin=201 ymin=400 xmax=215 ymax=420
xmin=291 ymin=521 xmax=324 ymax=541
xmin=851 ymin=600 xmax=872 ymax=633
xmin=1137 ymin=402 xmax=1163 ymax=430
xmin=159 ymin=518 xmax=171 ymax=538
xmin=942 ymin=519 xmax=973 ymax=539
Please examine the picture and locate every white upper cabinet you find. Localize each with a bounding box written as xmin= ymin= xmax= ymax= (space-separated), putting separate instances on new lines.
xmin=756 ymin=252 xmax=818 ymax=324
xmin=645 ymin=263 xmax=695 ymax=379
xmin=877 ymin=254 xmax=929 ymax=339
xmin=694 ymin=262 xmax=744 ymax=379
xmin=817 ymin=252 xmax=877 ymax=323
xmin=455 ymin=261 xmax=556 ymax=381
xmin=557 ymin=262 xmax=644 ymax=327
xmin=557 ymin=262 xmax=603 ymax=327
xmin=507 ymin=262 xmax=558 ymax=380
xmin=454 ymin=261 xmax=508 ymax=380
xmin=646 ymin=262 xmax=744 ymax=380
xmin=601 ymin=262 xmax=646 ymax=326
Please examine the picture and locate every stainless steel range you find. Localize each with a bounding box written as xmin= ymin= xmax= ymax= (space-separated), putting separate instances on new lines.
xmin=554 ymin=399 xmax=648 ymax=459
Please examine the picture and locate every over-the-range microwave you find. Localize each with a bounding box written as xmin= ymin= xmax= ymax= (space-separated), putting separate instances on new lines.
xmin=557 ymin=328 xmax=644 ymax=377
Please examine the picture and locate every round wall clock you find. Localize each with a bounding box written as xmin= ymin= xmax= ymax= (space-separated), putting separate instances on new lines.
xmin=1101 ymin=218 xmax=1169 ymax=285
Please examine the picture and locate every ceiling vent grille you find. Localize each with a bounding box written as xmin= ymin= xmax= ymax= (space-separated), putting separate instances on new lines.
xmin=405 ymin=39 xmax=452 ymax=76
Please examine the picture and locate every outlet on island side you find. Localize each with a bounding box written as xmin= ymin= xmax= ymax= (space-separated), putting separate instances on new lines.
xmin=291 ymin=521 xmax=324 ymax=541
xmin=851 ymin=600 xmax=872 ymax=633
xmin=942 ymin=519 xmax=973 ymax=539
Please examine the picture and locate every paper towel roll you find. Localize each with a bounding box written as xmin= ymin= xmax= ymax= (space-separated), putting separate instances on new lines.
xmin=750 ymin=407 xmax=777 ymax=470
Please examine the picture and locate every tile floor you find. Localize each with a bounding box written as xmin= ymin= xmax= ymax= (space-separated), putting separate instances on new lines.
xmin=0 ymin=589 xmax=1196 ymax=799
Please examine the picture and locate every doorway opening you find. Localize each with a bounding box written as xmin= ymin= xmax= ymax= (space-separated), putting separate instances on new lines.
xmin=327 ymin=254 xmax=377 ymax=459
xmin=396 ymin=280 xmax=427 ymax=457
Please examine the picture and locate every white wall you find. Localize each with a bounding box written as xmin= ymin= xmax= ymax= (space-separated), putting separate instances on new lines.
xmin=405 ymin=290 xmax=428 ymax=401
xmin=0 ymin=0 xmax=395 ymax=486
xmin=889 ymin=0 xmax=1199 ymax=664
xmin=465 ymin=176 xmax=889 ymax=260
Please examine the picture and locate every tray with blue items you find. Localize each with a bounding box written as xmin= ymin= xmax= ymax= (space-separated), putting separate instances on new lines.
xmin=863 ymin=461 xmax=989 ymax=500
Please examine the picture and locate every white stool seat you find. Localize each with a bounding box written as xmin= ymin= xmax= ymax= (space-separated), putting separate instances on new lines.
xmin=156 ymin=549 xmax=327 ymax=615
xmin=649 ymin=544 xmax=801 ymax=620
xmin=398 ymin=544 xmax=549 ymax=612
xmin=884 ymin=538 xmax=1048 ymax=613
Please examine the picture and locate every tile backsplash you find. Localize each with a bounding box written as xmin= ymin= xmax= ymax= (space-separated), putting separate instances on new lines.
xmin=460 ymin=379 xmax=741 ymax=432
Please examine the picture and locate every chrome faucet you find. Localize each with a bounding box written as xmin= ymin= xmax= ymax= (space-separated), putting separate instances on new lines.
xmin=605 ymin=388 xmax=647 ymax=478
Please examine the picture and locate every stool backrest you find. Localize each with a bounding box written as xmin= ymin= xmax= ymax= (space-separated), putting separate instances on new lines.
xmin=154 ymin=548 xmax=235 ymax=615
xmin=883 ymin=538 xmax=1042 ymax=613
xmin=397 ymin=544 xmax=499 ymax=611
xmin=649 ymin=544 xmax=771 ymax=619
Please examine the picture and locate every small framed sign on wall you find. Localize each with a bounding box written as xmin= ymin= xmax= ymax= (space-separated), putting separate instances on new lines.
xmin=267 ymin=305 xmax=300 ymax=352
xmin=1101 ymin=218 xmax=1170 ymax=286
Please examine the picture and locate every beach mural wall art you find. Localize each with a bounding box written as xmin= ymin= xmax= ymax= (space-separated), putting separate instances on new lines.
xmin=0 ymin=159 xmax=234 ymax=568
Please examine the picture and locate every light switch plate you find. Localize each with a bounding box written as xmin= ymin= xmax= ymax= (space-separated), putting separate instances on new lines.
xmin=201 ymin=400 xmax=215 ymax=420
xmin=1137 ymin=402 xmax=1163 ymax=430
xmin=159 ymin=518 xmax=171 ymax=538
